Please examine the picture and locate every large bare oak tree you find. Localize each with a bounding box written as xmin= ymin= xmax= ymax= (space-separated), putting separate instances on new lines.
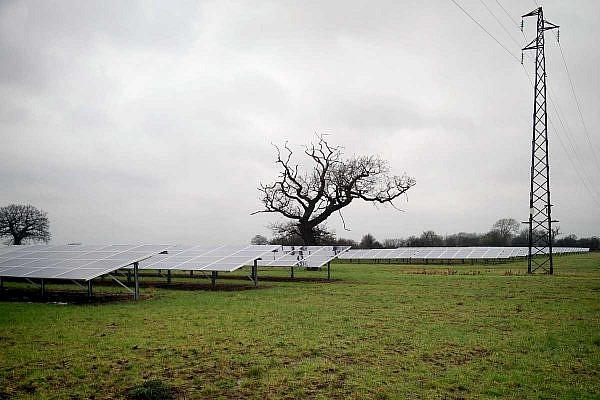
xmin=0 ymin=204 xmax=51 ymax=245
xmin=253 ymin=136 xmax=416 ymax=245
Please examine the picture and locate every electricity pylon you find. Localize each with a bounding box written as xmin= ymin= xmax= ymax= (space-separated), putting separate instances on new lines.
xmin=522 ymin=7 xmax=559 ymax=274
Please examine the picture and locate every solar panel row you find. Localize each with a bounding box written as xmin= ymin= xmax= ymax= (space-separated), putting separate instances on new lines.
xmin=0 ymin=244 xmax=588 ymax=300
xmin=0 ymin=244 xmax=293 ymax=299
xmin=257 ymin=245 xmax=350 ymax=268
xmin=138 ymin=245 xmax=280 ymax=272
xmin=0 ymin=244 xmax=172 ymax=280
xmin=0 ymin=244 xmax=350 ymax=284
xmin=337 ymin=247 xmax=589 ymax=260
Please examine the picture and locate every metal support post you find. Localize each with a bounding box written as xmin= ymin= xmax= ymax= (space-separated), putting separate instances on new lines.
xmin=40 ymin=279 xmax=46 ymax=297
xmin=211 ymin=271 xmax=217 ymax=286
xmin=87 ymin=280 xmax=93 ymax=299
xmin=327 ymin=261 xmax=331 ymax=280
xmin=133 ymin=262 xmax=140 ymax=300
xmin=167 ymin=270 xmax=172 ymax=284
xmin=290 ymin=265 xmax=294 ymax=279
xmin=252 ymin=259 xmax=258 ymax=287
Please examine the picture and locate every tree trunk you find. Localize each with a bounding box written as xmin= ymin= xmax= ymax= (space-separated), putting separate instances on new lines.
xmin=299 ymin=223 xmax=317 ymax=245
xmin=13 ymin=236 xmax=22 ymax=245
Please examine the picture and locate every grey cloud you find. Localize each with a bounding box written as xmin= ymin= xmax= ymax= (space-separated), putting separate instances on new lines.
xmin=0 ymin=0 xmax=598 ymax=244
xmin=0 ymin=0 xmax=200 ymax=87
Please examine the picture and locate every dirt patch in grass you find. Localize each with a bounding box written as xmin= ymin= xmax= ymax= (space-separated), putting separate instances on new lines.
xmin=142 ymin=281 xmax=272 ymax=291
xmin=228 ymin=275 xmax=340 ymax=283
xmin=406 ymin=269 xmax=458 ymax=275
xmin=0 ymin=288 xmax=143 ymax=304
xmin=405 ymin=269 xmax=483 ymax=276
xmin=421 ymin=346 xmax=492 ymax=367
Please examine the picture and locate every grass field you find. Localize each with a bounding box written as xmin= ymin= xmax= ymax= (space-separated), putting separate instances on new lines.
xmin=1 ymin=253 xmax=599 ymax=399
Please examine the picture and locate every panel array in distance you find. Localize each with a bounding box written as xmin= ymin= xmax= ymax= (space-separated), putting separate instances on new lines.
xmin=258 ymin=246 xmax=351 ymax=268
xmin=338 ymin=247 xmax=589 ymax=260
xmin=0 ymin=244 xmax=173 ymax=280
xmin=0 ymin=245 xmax=29 ymax=256
xmin=138 ymin=245 xmax=280 ymax=272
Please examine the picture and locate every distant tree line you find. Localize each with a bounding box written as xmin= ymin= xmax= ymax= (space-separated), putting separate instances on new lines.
xmin=252 ymin=217 xmax=599 ymax=251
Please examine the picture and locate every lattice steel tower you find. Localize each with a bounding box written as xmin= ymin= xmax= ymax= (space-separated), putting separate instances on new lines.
xmin=522 ymin=7 xmax=559 ymax=274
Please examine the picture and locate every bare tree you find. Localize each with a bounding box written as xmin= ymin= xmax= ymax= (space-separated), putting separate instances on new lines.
xmin=491 ymin=218 xmax=520 ymax=245
xmin=419 ymin=230 xmax=444 ymax=246
xmin=359 ymin=233 xmax=381 ymax=249
xmin=0 ymin=204 xmax=51 ymax=245
xmin=253 ymin=136 xmax=415 ymax=245
xmin=551 ymin=225 xmax=561 ymax=243
xmin=382 ymin=238 xmax=405 ymax=248
xmin=250 ymin=234 xmax=269 ymax=245
xmin=493 ymin=218 xmax=520 ymax=238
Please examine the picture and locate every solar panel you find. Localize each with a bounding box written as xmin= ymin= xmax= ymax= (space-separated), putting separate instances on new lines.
xmin=257 ymin=245 xmax=350 ymax=268
xmin=0 ymin=245 xmax=29 ymax=256
xmin=337 ymin=249 xmax=362 ymax=259
xmin=258 ymin=251 xmax=299 ymax=266
xmin=0 ymin=244 xmax=172 ymax=280
xmin=398 ymin=248 xmax=418 ymax=258
xmin=464 ymin=247 xmax=489 ymax=259
xmin=387 ymin=249 xmax=407 ymax=258
xmin=411 ymin=248 xmax=434 ymax=259
xmin=296 ymin=246 xmax=351 ymax=268
xmin=439 ymin=248 xmax=460 ymax=259
xmin=138 ymin=244 xmax=280 ymax=272
xmin=423 ymin=248 xmax=446 ymax=259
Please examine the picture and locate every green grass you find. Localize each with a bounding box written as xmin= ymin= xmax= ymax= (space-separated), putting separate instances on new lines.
xmin=0 ymin=253 xmax=599 ymax=399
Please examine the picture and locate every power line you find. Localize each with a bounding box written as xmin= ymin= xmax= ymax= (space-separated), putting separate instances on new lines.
xmin=547 ymin=84 xmax=590 ymax=180
xmin=448 ymin=0 xmax=520 ymax=62
xmin=516 ymin=17 xmax=600 ymax=199
xmin=498 ymin=4 xmax=600 ymax=204
xmin=520 ymin=44 xmax=600 ymax=206
xmin=521 ymin=67 xmax=600 ymax=206
xmin=547 ymin=117 xmax=600 ymax=207
xmin=494 ymin=0 xmax=529 ymax=43
xmin=547 ymin=91 xmax=600 ymax=205
xmin=556 ymin=41 xmax=600 ymax=172
xmin=449 ymin=0 xmax=600 ymax=207
xmin=493 ymin=0 xmax=521 ymax=29
xmin=478 ymin=0 xmax=523 ymax=48
xmin=520 ymin=49 xmax=600 ymax=205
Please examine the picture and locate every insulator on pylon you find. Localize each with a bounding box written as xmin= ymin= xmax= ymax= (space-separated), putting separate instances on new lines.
xmin=557 ymin=30 xmax=560 ymax=43
xmin=521 ymin=52 xmax=524 ymax=65
xmin=521 ymin=18 xmax=524 ymax=32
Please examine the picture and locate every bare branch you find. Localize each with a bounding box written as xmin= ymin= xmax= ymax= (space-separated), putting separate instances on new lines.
xmin=338 ymin=209 xmax=351 ymax=231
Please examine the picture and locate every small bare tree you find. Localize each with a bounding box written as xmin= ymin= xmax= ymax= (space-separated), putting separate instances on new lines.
xmin=492 ymin=218 xmax=520 ymax=238
xmin=253 ymin=136 xmax=415 ymax=245
xmin=250 ymin=234 xmax=269 ymax=245
xmin=491 ymin=218 xmax=520 ymax=245
xmin=0 ymin=204 xmax=51 ymax=245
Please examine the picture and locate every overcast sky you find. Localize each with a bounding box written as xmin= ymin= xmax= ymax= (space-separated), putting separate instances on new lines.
xmin=1 ymin=0 xmax=599 ymax=245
